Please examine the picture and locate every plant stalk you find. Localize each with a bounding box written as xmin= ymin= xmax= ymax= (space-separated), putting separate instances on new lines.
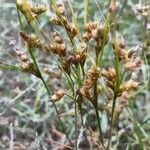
xmin=93 ymin=82 xmax=103 ymax=146
xmin=107 ymin=94 xmax=117 ymax=149
xmin=28 ymin=48 xmax=72 ymax=145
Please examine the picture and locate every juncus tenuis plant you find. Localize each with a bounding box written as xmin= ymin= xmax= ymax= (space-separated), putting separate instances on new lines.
xmin=1 ymin=0 xmax=147 ymax=149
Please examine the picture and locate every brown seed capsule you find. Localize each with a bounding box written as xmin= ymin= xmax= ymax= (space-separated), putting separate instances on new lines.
xmin=60 ymin=43 xmax=67 ymax=51
xmin=20 ymin=32 xmax=42 ymax=48
xmin=20 ymin=54 xmax=28 ymax=62
xmin=85 ymin=21 xmax=97 ymax=31
xmin=54 ymin=36 xmax=63 ymax=43
xmin=124 ymin=57 xmax=141 ymax=71
xmin=21 ymin=63 xmax=29 ymax=70
xmin=101 ymin=67 xmax=116 ymax=81
xmin=83 ymin=32 xmax=91 ymax=41
xmin=120 ymin=80 xmax=139 ymax=92
xmin=57 ymin=2 xmax=66 ymax=15
xmin=80 ymin=66 xmax=101 ymax=98
xmin=127 ymin=49 xmax=136 ymax=58
xmin=114 ymin=38 xmax=126 ymax=49
xmin=108 ymin=0 xmax=116 ymax=13
xmin=107 ymin=68 xmax=116 ymax=79
xmin=51 ymin=16 xmax=61 ymax=25
xmin=61 ymin=59 xmax=70 ymax=74
xmin=30 ymin=4 xmax=47 ymax=15
xmin=92 ymin=29 xmax=99 ymax=39
xmin=51 ymin=89 xmax=65 ymax=102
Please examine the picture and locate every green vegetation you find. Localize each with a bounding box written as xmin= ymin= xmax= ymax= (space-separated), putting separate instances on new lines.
xmin=0 ymin=0 xmax=149 ymax=149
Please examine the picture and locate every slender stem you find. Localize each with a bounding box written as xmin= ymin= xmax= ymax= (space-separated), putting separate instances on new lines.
xmin=67 ymin=0 xmax=82 ymax=41
xmin=28 ymin=48 xmax=72 ymax=145
xmin=97 ymin=14 xmax=110 ymax=67
xmin=75 ymin=100 xmax=78 ymax=150
xmin=107 ymin=94 xmax=117 ymax=149
xmin=107 ymin=1 xmax=121 ymax=149
xmin=0 ymin=63 xmax=21 ymax=71
xmin=93 ymin=27 xmax=104 ymax=144
xmin=95 ymin=106 xmax=103 ymax=145
xmin=84 ymin=0 xmax=89 ymax=26
xmin=41 ymin=1 xmax=83 ymax=147
xmin=107 ymin=43 xmax=120 ymax=149
xmin=94 ymin=0 xmax=107 ymax=22
xmin=93 ymin=82 xmax=103 ymax=145
xmin=51 ymin=2 xmax=85 ymax=147
xmin=16 ymin=4 xmax=23 ymax=31
xmin=80 ymin=103 xmax=84 ymax=127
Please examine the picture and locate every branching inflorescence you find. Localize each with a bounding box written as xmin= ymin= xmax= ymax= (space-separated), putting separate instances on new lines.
xmin=12 ymin=0 xmax=143 ymax=149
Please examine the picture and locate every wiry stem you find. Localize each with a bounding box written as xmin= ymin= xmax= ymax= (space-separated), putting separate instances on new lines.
xmin=93 ymin=82 xmax=103 ymax=146
xmin=107 ymin=94 xmax=117 ymax=149
xmin=28 ymin=48 xmax=72 ymax=145
xmin=75 ymin=99 xmax=78 ymax=150
xmin=84 ymin=0 xmax=89 ymax=26
xmin=107 ymin=0 xmax=121 ymax=149
xmin=95 ymin=107 xmax=103 ymax=145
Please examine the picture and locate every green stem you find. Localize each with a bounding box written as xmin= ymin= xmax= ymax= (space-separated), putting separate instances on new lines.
xmin=97 ymin=14 xmax=110 ymax=67
xmin=16 ymin=4 xmax=23 ymax=31
xmin=67 ymin=0 xmax=82 ymax=41
xmin=84 ymin=0 xmax=89 ymax=26
xmin=93 ymin=82 xmax=103 ymax=145
xmin=28 ymin=48 xmax=72 ymax=145
xmin=75 ymin=100 xmax=78 ymax=150
xmin=107 ymin=1 xmax=121 ymax=148
xmin=107 ymin=94 xmax=117 ymax=149
xmin=95 ymin=106 xmax=103 ymax=145
xmin=0 ymin=63 xmax=21 ymax=71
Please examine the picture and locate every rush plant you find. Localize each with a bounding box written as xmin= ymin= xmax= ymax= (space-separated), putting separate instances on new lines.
xmin=1 ymin=0 xmax=149 ymax=149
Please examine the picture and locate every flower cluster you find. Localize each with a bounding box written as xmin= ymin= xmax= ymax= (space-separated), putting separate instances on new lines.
xmin=51 ymin=89 xmax=65 ymax=102
xmin=51 ymin=2 xmax=77 ymax=38
xmin=15 ymin=49 xmax=37 ymax=75
xmin=83 ymin=21 xmax=106 ymax=49
xmin=120 ymin=80 xmax=139 ymax=92
xmin=101 ymin=38 xmax=141 ymax=122
xmin=101 ymin=67 xmax=116 ymax=89
xmin=113 ymin=38 xmax=141 ymax=71
xmin=68 ymin=46 xmax=87 ymax=66
xmin=17 ymin=0 xmax=47 ymax=23
xmin=20 ymin=32 xmax=42 ymax=48
xmin=80 ymin=66 xmax=101 ymax=99
xmin=45 ymin=32 xmax=67 ymax=56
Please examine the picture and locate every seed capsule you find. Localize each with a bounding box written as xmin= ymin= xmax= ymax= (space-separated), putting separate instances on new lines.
xmin=51 ymin=90 xmax=65 ymax=102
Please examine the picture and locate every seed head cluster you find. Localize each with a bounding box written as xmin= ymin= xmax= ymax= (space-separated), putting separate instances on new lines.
xmin=17 ymin=0 xmax=47 ymax=23
xmin=45 ymin=32 xmax=67 ymax=56
xmin=113 ymin=39 xmax=141 ymax=71
xmin=20 ymin=32 xmax=42 ymax=48
xmin=80 ymin=66 xmax=101 ymax=99
xmin=51 ymin=2 xmax=77 ymax=38
xmin=15 ymin=49 xmax=37 ymax=75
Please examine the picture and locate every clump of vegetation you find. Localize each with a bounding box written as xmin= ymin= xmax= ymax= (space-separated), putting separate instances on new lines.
xmin=0 ymin=0 xmax=149 ymax=149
